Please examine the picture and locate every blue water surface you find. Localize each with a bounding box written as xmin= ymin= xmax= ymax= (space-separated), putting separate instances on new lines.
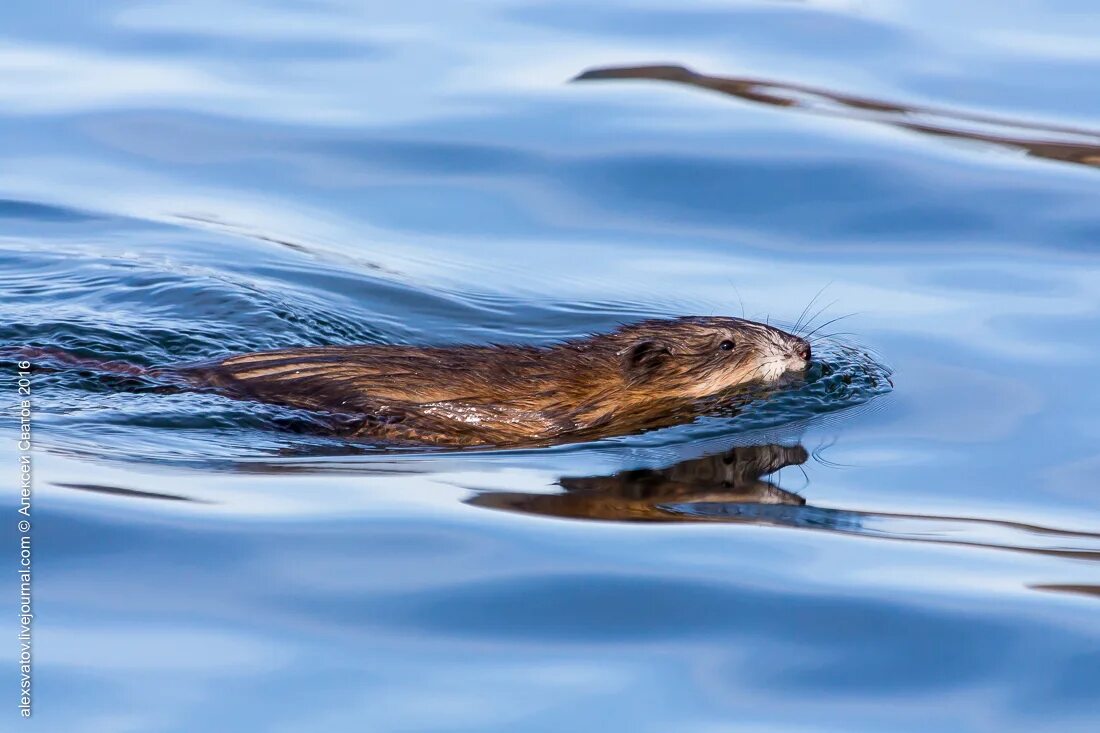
xmin=2 ymin=1 xmax=1100 ymax=731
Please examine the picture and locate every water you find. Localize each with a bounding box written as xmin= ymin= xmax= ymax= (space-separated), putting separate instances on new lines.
xmin=3 ymin=1 xmax=1100 ymax=730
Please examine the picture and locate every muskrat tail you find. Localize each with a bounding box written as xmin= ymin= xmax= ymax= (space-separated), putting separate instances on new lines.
xmin=1 ymin=345 xmax=177 ymax=386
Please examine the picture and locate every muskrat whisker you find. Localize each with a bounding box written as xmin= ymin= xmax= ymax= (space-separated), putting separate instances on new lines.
xmin=741 ymin=364 xmax=771 ymax=382
xmin=794 ymin=282 xmax=833 ymax=334
xmin=725 ymin=278 xmax=747 ymax=319
xmin=811 ymin=437 xmax=857 ymax=469
xmin=742 ymin=357 xmax=780 ymax=377
xmin=803 ymin=312 xmax=859 ymax=341
xmin=799 ymin=298 xmax=840 ymax=337
xmin=810 ymin=331 xmax=858 ymax=344
xmin=813 ymin=455 xmax=853 ymax=469
xmin=727 ymin=360 xmax=772 ymax=386
xmin=739 ymin=355 xmax=787 ymax=383
xmin=796 ymin=462 xmax=810 ymax=489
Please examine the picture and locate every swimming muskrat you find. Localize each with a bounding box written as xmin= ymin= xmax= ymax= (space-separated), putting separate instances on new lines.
xmin=178 ymin=316 xmax=812 ymax=447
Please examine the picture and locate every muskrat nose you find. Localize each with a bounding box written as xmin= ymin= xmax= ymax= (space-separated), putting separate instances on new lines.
xmin=794 ymin=339 xmax=811 ymax=362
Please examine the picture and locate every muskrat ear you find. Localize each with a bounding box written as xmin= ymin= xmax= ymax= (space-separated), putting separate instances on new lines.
xmin=619 ymin=340 xmax=673 ymax=381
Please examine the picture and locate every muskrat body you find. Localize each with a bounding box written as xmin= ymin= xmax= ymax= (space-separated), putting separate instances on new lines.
xmin=181 ymin=316 xmax=811 ymax=447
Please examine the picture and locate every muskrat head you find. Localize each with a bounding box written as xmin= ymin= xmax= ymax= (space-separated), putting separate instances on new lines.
xmin=613 ymin=316 xmax=811 ymax=398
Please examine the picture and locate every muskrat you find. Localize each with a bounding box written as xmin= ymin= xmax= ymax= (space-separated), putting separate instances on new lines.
xmin=178 ymin=316 xmax=811 ymax=447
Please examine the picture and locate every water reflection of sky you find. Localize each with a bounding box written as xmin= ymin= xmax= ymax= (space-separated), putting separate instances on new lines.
xmin=2 ymin=0 xmax=1100 ymax=731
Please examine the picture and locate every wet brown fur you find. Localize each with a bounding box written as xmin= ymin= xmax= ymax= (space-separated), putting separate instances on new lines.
xmin=182 ymin=316 xmax=811 ymax=447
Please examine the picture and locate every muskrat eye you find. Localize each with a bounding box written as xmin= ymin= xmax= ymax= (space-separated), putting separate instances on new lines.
xmin=719 ymin=339 xmax=735 ymax=351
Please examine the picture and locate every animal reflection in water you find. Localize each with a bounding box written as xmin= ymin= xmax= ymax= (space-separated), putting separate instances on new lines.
xmin=573 ymin=64 xmax=1100 ymax=170
xmin=467 ymin=443 xmax=1100 ymax=563
xmin=51 ymin=442 xmax=1100 ymax=564
xmin=469 ymin=443 xmax=809 ymax=522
